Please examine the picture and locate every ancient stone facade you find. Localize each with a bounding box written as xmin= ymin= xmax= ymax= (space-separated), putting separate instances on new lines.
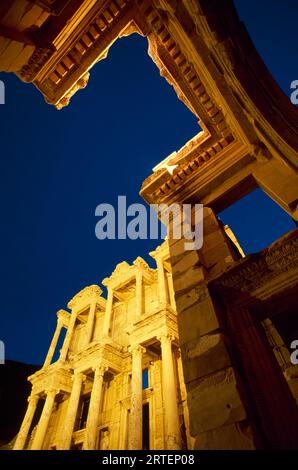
xmin=13 ymin=242 xmax=195 ymax=450
xmin=2 ymin=0 xmax=298 ymax=450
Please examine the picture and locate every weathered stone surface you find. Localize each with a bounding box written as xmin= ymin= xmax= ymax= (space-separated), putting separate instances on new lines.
xmin=171 ymin=250 xmax=200 ymax=275
xmin=168 ymin=237 xmax=190 ymax=259
xmin=172 ymin=267 xmax=205 ymax=294
xmin=200 ymin=241 xmax=231 ymax=269
xmin=175 ymin=284 xmax=208 ymax=312
xmin=188 ymin=367 xmax=247 ymax=435
xmin=181 ymin=333 xmax=231 ymax=382
xmin=194 ymin=421 xmax=255 ymax=450
xmin=177 ymin=296 xmax=220 ymax=343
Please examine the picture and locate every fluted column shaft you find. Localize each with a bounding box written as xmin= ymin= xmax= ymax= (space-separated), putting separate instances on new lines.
xmin=103 ymin=288 xmax=113 ymax=337
xmin=128 ymin=345 xmax=145 ymax=450
xmin=84 ymin=300 xmax=97 ymax=346
xmin=59 ymin=372 xmax=84 ymax=450
xmin=31 ymin=390 xmax=57 ymax=450
xmin=159 ymin=335 xmax=181 ymax=449
xmin=135 ymin=271 xmax=143 ymax=322
xmin=59 ymin=310 xmax=77 ymax=362
xmin=13 ymin=395 xmax=39 ymax=450
xmin=84 ymin=366 xmax=106 ymax=449
xmin=44 ymin=319 xmax=63 ymax=367
xmin=156 ymin=258 xmax=167 ymax=305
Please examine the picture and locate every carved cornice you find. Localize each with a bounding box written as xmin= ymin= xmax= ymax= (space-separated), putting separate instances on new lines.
xmin=133 ymin=257 xmax=155 ymax=279
xmin=18 ymin=46 xmax=56 ymax=83
xmin=140 ymin=133 xmax=235 ymax=204
xmin=54 ymin=71 xmax=90 ymax=109
xmin=212 ymin=229 xmax=298 ymax=300
xmin=128 ymin=344 xmax=146 ymax=356
xmin=102 ymin=261 xmax=131 ymax=287
xmin=35 ymin=0 xmax=133 ymax=105
xmin=15 ymin=0 xmax=233 ymax=146
xmin=56 ymin=308 xmax=70 ymax=327
xmin=68 ymin=285 xmax=103 ymax=309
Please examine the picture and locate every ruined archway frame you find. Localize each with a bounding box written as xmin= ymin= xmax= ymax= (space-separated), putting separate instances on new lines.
xmin=16 ymin=0 xmax=298 ymax=218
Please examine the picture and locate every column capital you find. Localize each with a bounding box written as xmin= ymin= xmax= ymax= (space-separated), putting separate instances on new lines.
xmin=71 ymin=371 xmax=85 ymax=383
xmin=44 ymin=388 xmax=58 ymax=396
xmin=155 ymin=255 xmax=164 ymax=266
xmin=56 ymin=317 xmax=64 ymax=326
xmin=27 ymin=395 xmax=39 ymax=404
xmin=135 ymin=269 xmax=142 ymax=280
xmin=92 ymin=366 xmax=108 ymax=376
xmin=128 ymin=344 xmax=146 ymax=356
xmin=157 ymin=334 xmax=176 ymax=345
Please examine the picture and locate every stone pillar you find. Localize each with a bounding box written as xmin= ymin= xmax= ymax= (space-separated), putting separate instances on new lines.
xmin=58 ymin=372 xmax=85 ymax=450
xmin=59 ymin=310 xmax=77 ymax=362
xmin=135 ymin=271 xmax=143 ymax=322
xmin=84 ymin=366 xmax=107 ymax=449
xmin=128 ymin=345 xmax=145 ymax=450
xmin=231 ymin=305 xmax=298 ymax=449
xmin=13 ymin=395 xmax=39 ymax=450
xmin=44 ymin=318 xmax=63 ymax=367
xmin=167 ymin=208 xmax=255 ymax=450
xmin=158 ymin=334 xmax=181 ymax=449
xmin=103 ymin=287 xmax=113 ymax=337
xmin=156 ymin=258 xmax=167 ymax=305
xmin=84 ymin=300 xmax=97 ymax=347
xmin=253 ymin=158 xmax=298 ymax=221
xmin=31 ymin=389 xmax=57 ymax=450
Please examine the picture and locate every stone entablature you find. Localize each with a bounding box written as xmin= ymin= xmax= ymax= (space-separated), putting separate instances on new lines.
xmin=1 ymin=0 xmax=297 ymax=220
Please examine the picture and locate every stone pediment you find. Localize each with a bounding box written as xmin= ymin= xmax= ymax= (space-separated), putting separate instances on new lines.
xmin=67 ymin=285 xmax=103 ymax=310
xmin=102 ymin=261 xmax=132 ymax=287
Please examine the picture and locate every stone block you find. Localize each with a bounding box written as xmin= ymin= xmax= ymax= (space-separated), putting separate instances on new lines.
xmin=181 ymin=333 xmax=231 ymax=382
xmin=253 ymin=159 xmax=298 ymax=213
xmin=194 ymin=421 xmax=255 ymax=450
xmin=201 ymin=239 xmax=231 ymax=266
xmin=168 ymin=237 xmax=188 ymax=259
xmin=202 ymin=228 xmax=226 ymax=250
xmin=171 ymin=250 xmax=200 ymax=275
xmin=177 ymin=296 xmax=220 ymax=344
xmin=175 ymin=284 xmax=207 ymax=312
xmin=172 ymin=266 xmax=204 ymax=294
xmin=188 ymin=367 xmax=247 ymax=434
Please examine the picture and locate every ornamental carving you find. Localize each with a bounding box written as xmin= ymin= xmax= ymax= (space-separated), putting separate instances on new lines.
xmin=68 ymin=285 xmax=103 ymax=309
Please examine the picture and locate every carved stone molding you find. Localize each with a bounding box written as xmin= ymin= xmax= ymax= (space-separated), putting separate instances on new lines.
xmin=212 ymin=229 xmax=298 ymax=299
xmin=67 ymin=284 xmax=103 ymax=309
xmin=18 ymin=46 xmax=56 ymax=83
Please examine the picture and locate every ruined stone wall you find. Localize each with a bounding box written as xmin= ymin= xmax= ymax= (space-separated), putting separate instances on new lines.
xmin=168 ymin=207 xmax=255 ymax=449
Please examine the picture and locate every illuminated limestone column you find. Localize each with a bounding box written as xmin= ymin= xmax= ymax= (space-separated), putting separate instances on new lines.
xmin=59 ymin=309 xmax=77 ymax=362
xmin=44 ymin=317 xmax=63 ymax=367
xmin=31 ymin=389 xmax=57 ymax=450
xmin=103 ymin=287 xmax=113 ymax=337
xmin=13 ymin=395 xmax=39 ymax=450
xmin=84 ymin=366 xmax=107 ymax=449
xmin=158 ymin=335 xmax=181 ymax=449
xmin=59 ymin=372 xmax=85 ymax=450
xmin=156 ymin=257 xmax=167 ymax=305
xmin=84 ymin=299 xmax=97 ymax=346
xmin=135 ymin=270 xmax=143 ymax=322
xmin=128 ymin=345 xmax=145 ymax=450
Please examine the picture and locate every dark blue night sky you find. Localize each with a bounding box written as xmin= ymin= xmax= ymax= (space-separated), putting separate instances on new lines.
xmin=0 ymin=0 xmax=296 ymax=364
